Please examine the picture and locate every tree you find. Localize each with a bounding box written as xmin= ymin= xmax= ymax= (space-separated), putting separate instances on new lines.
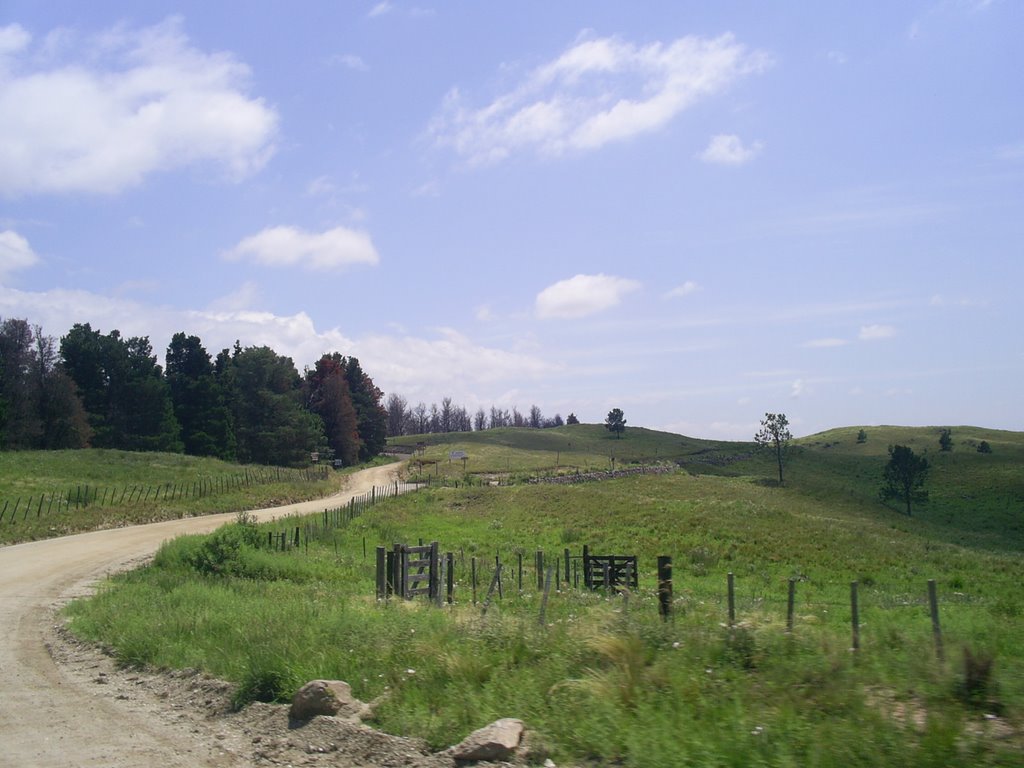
xmin=342 ymin=356 xmax=387 ymax=461
xmin=225 ymin=345 xmax=323 ymax=466
xmin=604 ymin=408 xmax=626 ymax=439
xmin=856 ymin=429 xmax=867 ymax=444
xmin=528 ymin=404 xmax=543 ymax=429
xmin=881 ymin=444 xmax=929 ymax=516
xmin=566 ymin=412 xmax=580 ymax=425
xmin=60 ymin=324 xmax=181 ymax=452
xmin=977 ymin=440 xmax=992 ymax=454
xmin=754 ymin=412 xmax=792 ymax=484
xmin=306 ymin=355 xmax=360 ymax=466
xmin=384 ymin=393 xmax=409 ymax=437
xmin=473 ymin=407 xmax=486 ymax=431
xmin=939 ymin=428 xmax=953 ymax=452
xmin=166 ymin=333 xmax=234 ymax=458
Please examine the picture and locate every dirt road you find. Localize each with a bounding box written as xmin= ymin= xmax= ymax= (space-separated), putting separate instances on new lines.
xmin=0 ymin=463 xmax=437 ymax=768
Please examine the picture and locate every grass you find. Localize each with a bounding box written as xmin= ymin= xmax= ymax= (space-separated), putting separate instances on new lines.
xmin=64 ymin=424 xmax=1024 ymax=766
xmin=0 ymin=449 xmax=339 ymax=544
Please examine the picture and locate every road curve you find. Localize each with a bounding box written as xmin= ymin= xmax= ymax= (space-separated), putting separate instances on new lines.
xmin=0 ymin=463 xmax=402 ymax=767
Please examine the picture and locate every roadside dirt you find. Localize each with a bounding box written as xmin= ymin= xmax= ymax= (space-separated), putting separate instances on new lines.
xmin=0 ymin=464 xmax=477 ymax=768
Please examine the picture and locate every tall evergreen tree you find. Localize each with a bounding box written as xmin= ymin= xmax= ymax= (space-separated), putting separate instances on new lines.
xmin=343 ymin=356 xmax=387 ymax=461
xmin=166 ymin=333 xmax=235 ymax=458
xmin=223 ymin=345 xmax=323 ymax=466
xmin=60 ymin=324 xmax=181 ymax=452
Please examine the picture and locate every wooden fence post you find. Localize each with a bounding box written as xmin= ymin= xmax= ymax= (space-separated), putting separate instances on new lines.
xmin=564 ymin=548 xmax=570 ymax=588
xmin=657 ymin=556 xmax=673 ymax=621
xmin=471 ymin=557 xmax=478 ymax=605
xmin=536 ymin=550 xmax=544 ymax=591
xmin=928 ymin=579 xmax=944 ymax=662
xmin=430 ymin=542 xmax=441 ymax=607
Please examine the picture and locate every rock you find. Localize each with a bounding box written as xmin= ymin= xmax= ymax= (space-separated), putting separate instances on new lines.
xmin=445 ymin=718 xmax=525 ymax=762
xmin=289 ymin=680 xmax=370 ymax=722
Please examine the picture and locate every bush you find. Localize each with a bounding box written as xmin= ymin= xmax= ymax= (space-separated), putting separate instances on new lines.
xmin=977 ymin=440 xmax=992 ymax=454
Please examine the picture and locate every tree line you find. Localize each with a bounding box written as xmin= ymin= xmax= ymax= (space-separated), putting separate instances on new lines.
xmin=382 ymin=393 xmax=578 ymax=437
xmin=0 ymin=318 xmax=387 ymax=467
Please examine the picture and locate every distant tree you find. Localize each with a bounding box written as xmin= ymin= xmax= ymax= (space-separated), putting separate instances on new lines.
xmin=512 ymin=407 xmax=524 ymax=428
xmin=566 ymin=412 xmax=580 ymax=425
xmin=546 ymin=413 xmax=565 ymax=428
xmin=473 ymin=407 xmax=486 ymax=431
xmin=881 ymin=444 xmax=929 ymax=516
xmin=754 ymin=412 xmax=793 ymax=484
xmin=440 ymin=397 xmax=454 ymax=433
xmin=428 ymin=403 xmax=441 ymax=433
xmin=939 ymin=428 xmax=953 ymax=452
xmin=856 ymin=429 xmax=867 ymax=444
xmin=412 ymin=402 xmax=429 ymax=434
xmin=0 ymin=318 xmax=43 ymax=448
xmin=384 ymin=393 xmax=408 ymax=437
xmin=604 ymin=408 xmax=626 ymax=439
xmin=977 ymin=440 xmax=992 ymax=454
xmin=528 ymin=404 xmax=543 ymax=429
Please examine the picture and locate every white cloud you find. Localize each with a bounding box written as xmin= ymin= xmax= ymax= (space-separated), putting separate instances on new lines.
xmin=803 ymin=337 xmax=848 ymax=348
xmin=207 ymin=281 xmax=262 ymax=312
xmin=306 ymin=175 xmax=336 ymax=197
xmin=326 ymin=53 xmax=369 ymax=71
xmin=224 ymin=226 xmax=380 ymax=271
xmin=0 ymin=229 xmax=40 ymax=277
xmin=665 ymin=280 xmax=700 ymax=299
xmin=790 ymin=378 xmax=806 ymax=398
xmin=535 ymin=273 xmax=641 ymax=319
xmin=0 ymin=18 xmax=278 ymax=197
xmin=859 ymin=324 xmax=896 ymax=341
xmin=368 ymin=2 xmax=393 ymax=17
xmin=698 ymin=134 xmax=763 ymax=165
xmin=430 ymin=32 xmax=770 ymax=166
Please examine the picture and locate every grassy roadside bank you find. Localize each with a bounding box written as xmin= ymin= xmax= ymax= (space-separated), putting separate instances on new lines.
xmin=0 ymin=449 xmax=346 ymax=544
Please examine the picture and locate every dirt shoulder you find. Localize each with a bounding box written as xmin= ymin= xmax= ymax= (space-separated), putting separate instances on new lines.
xmin=0 ymin=464 xmax=467 ymax=768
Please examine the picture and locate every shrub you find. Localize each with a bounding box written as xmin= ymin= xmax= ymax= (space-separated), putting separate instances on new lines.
xmin=977 ymin=440 xmax=992 ymax=454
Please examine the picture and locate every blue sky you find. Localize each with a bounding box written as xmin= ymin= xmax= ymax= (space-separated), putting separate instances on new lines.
xmin=1 ymin=1 xmax=1021 ymax=439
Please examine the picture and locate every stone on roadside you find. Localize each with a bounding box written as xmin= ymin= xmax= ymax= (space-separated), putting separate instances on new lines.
xmin=289 ymin=680 xmax=370 ymax=722
xmin=444 ymin=717 xmax=525 ymax=762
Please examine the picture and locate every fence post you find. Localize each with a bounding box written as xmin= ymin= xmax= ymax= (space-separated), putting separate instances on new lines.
xmin=582 ymin=545 xmax=591 ymax=589
xmin=727 ymin=572 xmax=736 ymax=626
xmin=787 ymin=579 xmax=796 ymax=633
xmin=850 ymin=581 xmax=860 ymax=652
xmin=471 ymin=557 xmax=478 ymax=605
xmin=928 ymin=579 xmax=944 ymax=662
xmin=657 ymin=556 xmax=672 ymax=621
xmin=430 ymin=542 xmax=441 ymax=606
xmin=536 ymin=550 xmax=544 ymax=591
xmin=564 ymin=548 xmax=570 ymax=588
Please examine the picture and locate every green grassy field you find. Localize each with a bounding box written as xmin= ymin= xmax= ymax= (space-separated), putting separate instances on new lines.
xmin=64 ymin=425 xmax=1024 ymax=766
xmin=0 ymin=449 xmax=339 ymax=544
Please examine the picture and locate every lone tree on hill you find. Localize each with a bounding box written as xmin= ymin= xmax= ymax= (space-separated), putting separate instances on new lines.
xmin=881 ymin=444 xmax=929 ymax=516
xmin=754 ymin=412 xmax=792 ymax=484
xmin=857 ymin=429 xmax=867 ymax=444
xmin=939 ymin=428 xmax=953 ymax=452
xmin=566 ymin=412 xmax=580 ymax=425
xmin=604 ymin=408 xmax=626 ymax=438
